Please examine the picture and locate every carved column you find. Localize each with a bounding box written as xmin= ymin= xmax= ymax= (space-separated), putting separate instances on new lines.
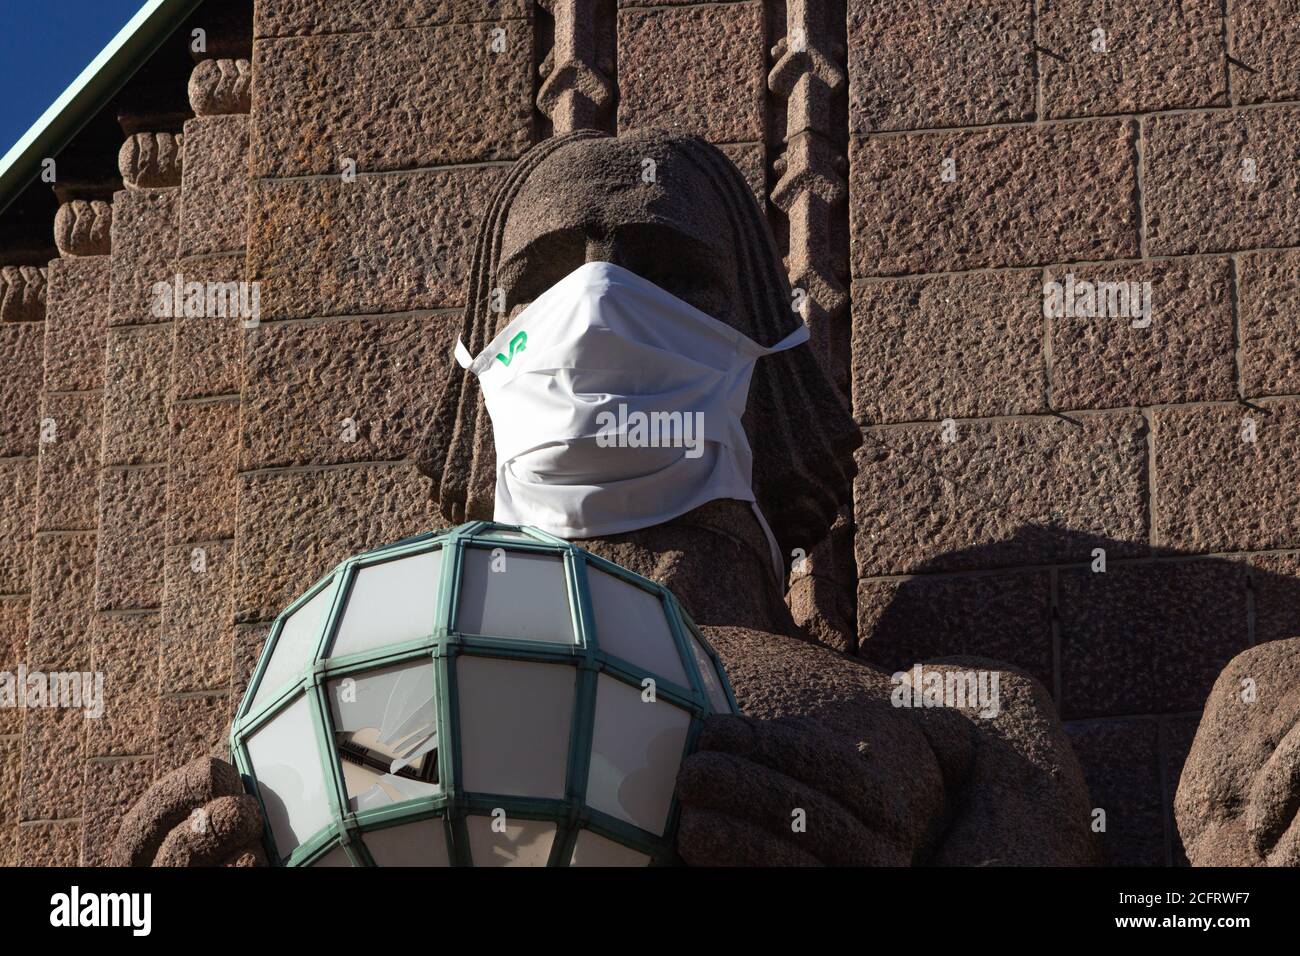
xmin=0 ymin=259 xmax=46 ymax=863
xmin=537 ymin=0 xmax=617 ymax=135
xmin=769 ymin=0 xmax=849 ymax=392
xmin=155 ymin=55 xmax=252 ymax=778
xmin=76 ymin=118 xmax=185 ymax=863
xmin=20 ymin=197 xmax=114 ymax=864
xmin=770 ymin=1 xmax=856 ymax=653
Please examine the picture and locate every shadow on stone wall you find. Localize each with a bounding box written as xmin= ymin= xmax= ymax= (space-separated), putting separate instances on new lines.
xmin=857 ymin=524 xmax=1300 ymax=865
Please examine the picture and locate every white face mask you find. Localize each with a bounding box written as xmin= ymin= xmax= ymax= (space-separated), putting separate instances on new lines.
xmin=455 ymin=261 xmax=808 ymax=580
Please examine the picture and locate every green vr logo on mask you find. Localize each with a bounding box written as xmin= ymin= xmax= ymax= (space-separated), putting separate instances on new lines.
xmin=496 ymin=331 xmax=528 ymax=367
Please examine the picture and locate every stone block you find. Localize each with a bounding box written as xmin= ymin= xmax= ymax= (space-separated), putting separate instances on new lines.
xmin=1046 ymin=257 xmax=1236 ymax=408
xmin=852 ymin=270 xmax=1045 ymax=423
xmin=849 ymin=0 xmax=1035 ymax=132
xmin=251 ymin=23 xmax=532 ymax=177
xmin=618 ymin=3 xmax=765 ymax=142
xmin=1058 ymin=559 xmax=1248 ymax=719
xmin=1145 ymin=106 xmax=1300 ymax=256
xmin=234 ymin=462 xmax=435 ymax=622
xmin=855 ymin=412 xmax=1148 ymax=574
xmin=247 ymin=165 xmax=502 ymax=320
xmin=850 ymin=120 xmax=1138 ymax=275
xmin=239 ymin=312 xmax=459 ymax=469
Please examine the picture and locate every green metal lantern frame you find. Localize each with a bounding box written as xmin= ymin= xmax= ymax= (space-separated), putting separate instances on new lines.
xmin=229 ymin=521 xmax=739 ymax=867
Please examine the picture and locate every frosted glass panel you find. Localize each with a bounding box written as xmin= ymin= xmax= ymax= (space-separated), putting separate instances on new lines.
xmin=364 ymin=821 xmax=451 ymax=867
xmin=569 ymin=830 xmax=651 ymax=867
xmin=246 ymin=695 xmax=331 ymax=857
xmin=251 ymin=582 xmax=334 ymax=711
xmin=457 ymin=657 xmax=574 ymax=798
xmin=479 ymin=530 xmax=535 ymax=542
xmin=688 ymin=633 xmax=731 ymax=713
xmin=588 ymin=568 xmax=688 ymax=686
xmin=456 ymin=549 xmax=573 ymax=644
xmin=465 ymin=815 xmax=556 ymax=867
xmin=309 ymin=847 xmax=353 ymax=868
xmin=328 ymin=662 xmax=438 ymax=811
xmin=587 ymin=675 xmax=691 ymax=836
xmin=330 ymin=550 xmax=442 ymax=658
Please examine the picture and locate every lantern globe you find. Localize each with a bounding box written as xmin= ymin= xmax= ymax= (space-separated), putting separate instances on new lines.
xmin=229 ymin=521 xmax=738 ymax=867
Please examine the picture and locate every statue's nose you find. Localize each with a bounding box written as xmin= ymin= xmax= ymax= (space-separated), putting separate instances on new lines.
xmin=585 ymin=234 xmax=625 ymax=269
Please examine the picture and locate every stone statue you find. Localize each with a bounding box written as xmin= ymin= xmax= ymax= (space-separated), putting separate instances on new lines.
xmin=418 ymin=129 xmax=1100 ymax=865
xmin=115 ymin=130 xmax=1100 ymax=865
xmin=1175 ymin=637 xmax=1300 ymax=865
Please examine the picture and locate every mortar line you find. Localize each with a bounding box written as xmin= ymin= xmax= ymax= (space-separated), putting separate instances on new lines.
xmin=252 ymin=14 xmax=536 ymax=45
xmin=1156 ymin=716 xmax=1175 ymax=865
xmin=857 ymin=546 xmax=1299 ymax=583
xmin=253 ymin=158 xmax=516 ymax=186
xmin=1135 ymin=117 xmax=1147 ymax=259
xmin=107 ymin=319 xmax=173 ymax=333
xmin=238 ymin=457 xmax=411 ymax=479
xmin=171 ymin=536 xmax=235 ymax=549
xmin=1049 ymin=565 xmax=1062 ymax=703
xmin=862 ymin=393 xmax=1300 ymax=429
xmin=1223 ymin=0 xmax=1235 ymax=106
xmin=619 ymin=0 xmax=752 ymax=9
xmin=245 ymin=306 xmax=463 ymax=328
xmin=1031 ymin=0 xmax=1043 ymax=122
xmin=1245 ymin=563 xmax=1258 ymax=647
xmin=1068 ymin=711 xmax=1204 ymax=726
xmin=173 ymin=393 xmax=240 ymax=407
xmin=1229 ymin=254 xmax=1245 ymax=398
xmin=16 ymin=818 xmax=81 ymax=826
xmin=1040 ymin=265 xmax=1053 ymax=407
xmin=175 ymin=248 xmax=246 ymax=265
xmin=1143 ymin=405 xmax=1157 ymax=547
xmin=851 ymin=243 xmax=1300 ymax=284
xmin=100 ymin=461 xmax=167 ymax=473
xmin=855 ymin=96 xmax=1300 ymax=139
xmin=159 ymin=689 xmax=230 ymax=701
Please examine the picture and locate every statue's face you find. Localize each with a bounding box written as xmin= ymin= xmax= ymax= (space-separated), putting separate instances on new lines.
xmin=496 ymin=135 xmax=742 ymax=331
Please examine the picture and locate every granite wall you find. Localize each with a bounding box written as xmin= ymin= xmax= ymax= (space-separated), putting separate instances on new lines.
xmin=1 ymin=0 xmax=1298 ymax=866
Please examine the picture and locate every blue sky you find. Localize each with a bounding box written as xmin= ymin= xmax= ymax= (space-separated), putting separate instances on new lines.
xmin=0 ymin=0 xmax=145 ymax=159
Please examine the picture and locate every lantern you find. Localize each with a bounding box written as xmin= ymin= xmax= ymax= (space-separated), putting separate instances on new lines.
xmin=229 ymin=521 xmax=738 ymax=866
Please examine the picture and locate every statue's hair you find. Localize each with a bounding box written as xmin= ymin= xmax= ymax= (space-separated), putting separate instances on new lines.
xmin=417 ymin=130 xmax=860 ymax=566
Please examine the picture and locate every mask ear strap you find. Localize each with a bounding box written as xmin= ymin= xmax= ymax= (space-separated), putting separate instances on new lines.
xmin=748 ymin=502 xmax=786 ymax=588
xmin=754 ymin=323 xmax=810 ymax=357
xmin=745 ymin=324 xmax=806 ymax=585
xmin=454 ymin=338 xmax=473 ymax=369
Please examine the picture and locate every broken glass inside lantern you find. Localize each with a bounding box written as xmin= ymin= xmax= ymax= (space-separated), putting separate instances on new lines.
xmin=327 ymin=661 xmax=439 ymax=810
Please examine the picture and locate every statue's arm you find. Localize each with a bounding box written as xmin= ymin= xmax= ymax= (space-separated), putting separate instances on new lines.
xmin=676 ymin=627 xmax=1101 ymax=866
xmin=674 ymin=625 xmax=950 ymax=865
xmin=112 ymin=757 xmax=267 ymax=867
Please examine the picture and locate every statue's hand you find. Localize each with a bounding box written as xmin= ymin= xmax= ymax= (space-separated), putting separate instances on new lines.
xmin=1243 ymin=686 xmax=1300 ymax=864
xmin=1177 ymin=638 xmax=1300 ymax=866
xmin=111 ymin=756 xmax=267 ymax=867
xmin=674 ymin=713 xmax=917 ymax=865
